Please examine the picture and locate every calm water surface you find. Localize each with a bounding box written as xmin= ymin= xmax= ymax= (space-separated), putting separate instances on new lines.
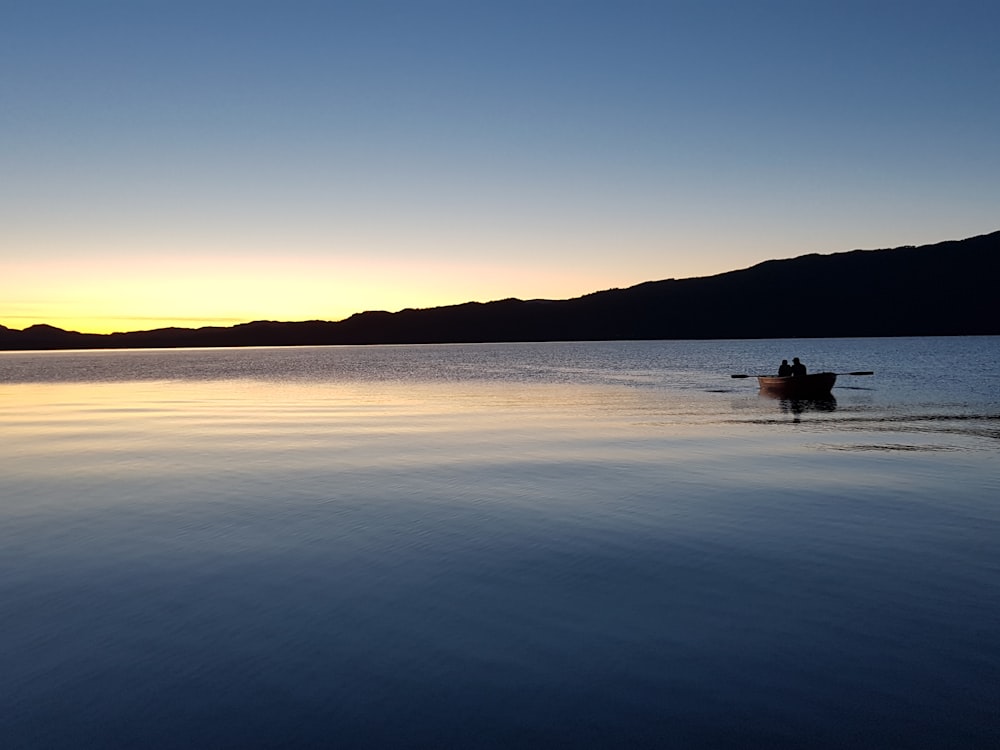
xmin=2 ymin=338 xmax=998 ymax=748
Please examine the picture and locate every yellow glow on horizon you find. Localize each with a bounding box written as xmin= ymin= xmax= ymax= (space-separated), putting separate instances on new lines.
xmin=2 ymin=251 xmax=645 ymax=335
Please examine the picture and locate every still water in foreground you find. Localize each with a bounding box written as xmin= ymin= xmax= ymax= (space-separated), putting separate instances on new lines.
xmin=1 ymin=337 xmax=998 ymax=748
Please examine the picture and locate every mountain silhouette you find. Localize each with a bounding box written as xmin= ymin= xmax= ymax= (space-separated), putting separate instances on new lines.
xmin=2 ymin=230 xmax=997 ymax=350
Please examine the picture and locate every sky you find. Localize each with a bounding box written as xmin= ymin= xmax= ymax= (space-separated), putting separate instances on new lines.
xmin=2 ymin=0 xmax=998 ymax=334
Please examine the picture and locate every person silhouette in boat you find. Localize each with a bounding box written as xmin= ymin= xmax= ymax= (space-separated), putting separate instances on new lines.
xmin=790 ymin=357 xmax=807 ymax=377
xmin=778 ymin=359 xmax=792 ymax=376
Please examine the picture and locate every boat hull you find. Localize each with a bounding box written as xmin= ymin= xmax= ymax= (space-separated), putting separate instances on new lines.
xmin=757 ymin=372 xmax=837 ymax=398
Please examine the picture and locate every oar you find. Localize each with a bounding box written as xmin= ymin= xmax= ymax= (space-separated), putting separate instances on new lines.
xmin=730 ymin=371 xmax=873 ymax=379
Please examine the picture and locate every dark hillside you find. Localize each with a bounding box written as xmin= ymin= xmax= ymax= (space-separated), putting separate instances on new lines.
xmin=1 ymin=230 xmax=997 ymax=350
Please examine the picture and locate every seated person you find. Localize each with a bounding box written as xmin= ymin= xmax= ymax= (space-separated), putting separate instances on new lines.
xmin=778 ymin=359 xmax=792 ymax=376
xmin=790 ymin=357 xmax=807 ymax=377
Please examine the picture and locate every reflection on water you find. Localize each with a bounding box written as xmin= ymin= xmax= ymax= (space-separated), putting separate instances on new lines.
xmin=1 ymin=338 xmax=999 ymax=749
xmin=763 ymin=393 xmax=837 ymax=421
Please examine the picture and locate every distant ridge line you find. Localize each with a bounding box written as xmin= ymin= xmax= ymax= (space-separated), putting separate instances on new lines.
xmin=2 ymin=230 xmax=998 ymax=350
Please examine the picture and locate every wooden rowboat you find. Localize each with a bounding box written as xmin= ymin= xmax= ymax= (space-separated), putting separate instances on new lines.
xmin=757 ymin=372 xmax=837 ymax=398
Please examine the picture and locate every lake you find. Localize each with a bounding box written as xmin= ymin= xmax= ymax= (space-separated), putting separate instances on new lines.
xmin=1 ymin=337 xmax=998 ymax=748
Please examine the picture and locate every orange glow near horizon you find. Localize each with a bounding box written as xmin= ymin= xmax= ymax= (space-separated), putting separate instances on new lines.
xmin=8 ymin=222 xmax=977 ymax=335
xmin=2 ymin=251 xmax=660 ymax=335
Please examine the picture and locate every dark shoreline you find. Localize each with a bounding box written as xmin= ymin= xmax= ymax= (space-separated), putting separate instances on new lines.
xmin=4 ymin=231 xmax=998 ymax=351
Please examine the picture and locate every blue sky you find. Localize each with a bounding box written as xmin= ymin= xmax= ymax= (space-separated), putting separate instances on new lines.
xmin=2 ymin=0 xmax=997 ymax=333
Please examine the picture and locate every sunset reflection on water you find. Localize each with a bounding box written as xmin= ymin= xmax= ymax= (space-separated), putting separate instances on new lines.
xmin=1 ymin=340 xmax=998 ymax=749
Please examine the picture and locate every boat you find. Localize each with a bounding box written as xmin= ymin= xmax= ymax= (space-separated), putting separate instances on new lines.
xmin=757 ymin=372 xmax=837 ymax=398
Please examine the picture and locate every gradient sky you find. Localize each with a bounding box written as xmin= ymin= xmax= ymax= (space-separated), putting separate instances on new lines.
xmin=3 ymin=0 xmax=998 ymax=334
